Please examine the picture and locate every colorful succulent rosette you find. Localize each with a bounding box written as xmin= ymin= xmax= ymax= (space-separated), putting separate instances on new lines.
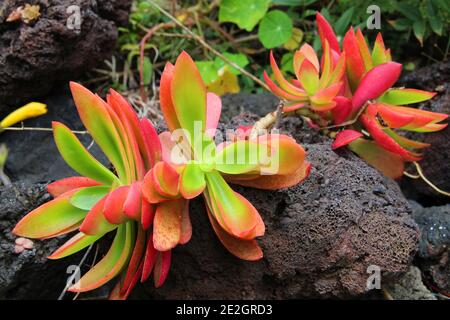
xmin=13 ymin=52 xmax=310 ymax=299
xmin=264 ymin=13 xmax=448 ymax=179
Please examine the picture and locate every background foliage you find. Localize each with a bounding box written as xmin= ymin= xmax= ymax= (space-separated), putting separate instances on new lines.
xmin=95 ymin=0 xmax=449 ymax=96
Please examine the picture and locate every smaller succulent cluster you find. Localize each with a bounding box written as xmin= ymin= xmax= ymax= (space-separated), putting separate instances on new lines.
xmin=265 ymin=13 xmax=448 ymax=178
xmin=13 ymin=53 xmax=310 ymax=299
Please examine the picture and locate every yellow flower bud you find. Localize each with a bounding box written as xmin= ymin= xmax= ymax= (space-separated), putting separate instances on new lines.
xmin=0 ymin=102 xmax=47 ymax=129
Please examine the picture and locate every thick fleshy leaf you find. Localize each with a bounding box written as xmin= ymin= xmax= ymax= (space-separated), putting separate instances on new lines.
xmin=48 ymin=232 xmax=103 ymax=260
xmin=79 ymin=197 xmax=116 ymax=236
xmin=151 ymin=161 xmax=180 ymax=198
xmin=310 ymin=83 xmax=342 ymax=108
xmin=348 ymin=138 xmax=404 ymax=179
xmin=154 ymin=250 xmax=171 ymax=288
xmin=104 ymin=186 xmax=130 ymax=225
xmin=332 ymin=130 xmax=363 ymax=150
xmin=205 ymin=93 xmax=222 ymax=137
xmin=225 ymin=161 xmax=311 ymax=190
xmin=140 ymin=118 xmax=162 ymax=168
xmin=141 ymin=232 xmax=157 ymax=283
xmin=70 ymin=186 xmax=111 ymax=211
xmin=107 ymin=91 xmax=145 ymax=180
xmin=214 ymin=140 xmax=261 ymax=175
xmin=153 ymin=200 xmax=184 ymax=251
xmin=206 ymin=207 xmax=263 ymax=261
xmin=141 ymin=198 xmax=155 ymax=230
xmin=361 ymin=114 xmax=421 ymax=161
xmin=52 ymin=122 xmax=119 ymax=186
xmin=171 ymin=51 xmax=207 ymax=140
xmin=123 ymin=182 xmax=142 ymax=221
xmin=355 ymin=28 xmax=373 ymax=71
xmin=204 ymin=171 xmax=262 ymax=240
xmin=180 ymin=163 xmax=206 ymax=199
xmin=13 ymin=190 xmax=86 ymax=239
xmin=331 ymin=96 xmax=352 ymax=124
xmin=160 ymin=63 xmax=181 ymax=132
xmin=298 ymin=59 xmax=319 ymax=95
xmin=47 ymin=177 xmax=101 ymax=198
xmin=296 ymin=44 xmax=320 ymax=73
xmin=394 ymin=106 xmax=448 ymax=131
xmin=316 ymin=12 xmax=340 ymax=53
xmin=69 ymin=82 xmax=127 ymax=180
xmin=373 ymin=103 xmax=414 ymax=128
xmin=120 ymin=225 xmax=146 ymax=295
xmin=269 ymin=51 xmax=306 ymax=96
xmin=108 ymin=89 xmax=154 ymax=173
xmin=263 ymin=71 xmax=306 ymax=101
xmin=371 ymin=33 xmax=387 ymax=66
xmin=378 ymin=88 xmax=436 ymax=105
xmin=179 ymin=201 xmax=192 ymax=245
xmin=351 ymin=62 xmax=402 ymax=111
xmin=253 ymin=134 xmax=307 ymax=175
xmin=343 ymin=27 xmax=365 ymax=90
xmin=69 ymin=223 xmax=134 ymax=292
xmin=383 ymin=128 xmax=430 ymax=150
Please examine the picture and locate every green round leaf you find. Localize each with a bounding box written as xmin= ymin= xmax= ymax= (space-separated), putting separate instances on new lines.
xmin=258 ymin=10 xmax=293 ymax=49
xmin=219 ymin=0 xmax=270 ymax=32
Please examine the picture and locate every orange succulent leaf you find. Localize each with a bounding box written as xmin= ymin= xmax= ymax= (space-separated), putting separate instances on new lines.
xmin=153 ymin=199 xmax=185 ymax=251
xmin=348 ymin=138 xmax=405 ymax=179
xmin=316 ymin=12 xmax=340 ymax=53
xmin=343 ymin=27 xmax=366 ymax=90
xmin=79 ymin=196 xmax=116 ymax=235
xmin=351 ymin=62 xmax=402 ymax=111
xmin=69 ymin=82 xmax=128 ymax=181
xmin=159 ymin=62 xmax=181 ymax=132
xmin=120 ymin=225 xmax=146 ymax=295
xmin=269 ymin=51 xmax=306 ymax=96
xmin=69 ymin=223 xmax=134 ymax=293
xmin=171 ymin=51 xmax=207 ymax=140
xmin=204 ymin=171 xmax=264 ymax=240
xmin=383 ymin=128 xmax=430 ymax=150
xmin=355 ymin=28 xmax=373 ymax=71
xmin=206 ymin=206 xmax=263 ymax=261
xmin=331 ymin=96 xmax=352 ymax=124
xmin=13 ymin=189 xmax=86 ymax=239
xmin=141 ymin=232 xmax=157 ymax=283
xmin=153 ymin=250 xmax=172 ymax=288
xmin=205 ymin=92 xmax=222 ymax=137
xmin=361 ymin=114 xmax=421 ymax=161
xmin=332 ymin=130 xmax=363 ymax=150
xmin=47 ymin=177 xmax=101 ymax=198
xmin=225 ymin=161 xmax=311 ymax=191
xmin=48 ymin=232 xmax=103 ymax=260
xmin=104 ymin=186 xmax=130 ymax=225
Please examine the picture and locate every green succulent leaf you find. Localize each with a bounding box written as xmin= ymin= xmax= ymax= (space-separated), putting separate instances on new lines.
xmin=214 ymin=140 xmax=260 ymax=174
xmin=378 ymin=89 xmax=435 ymax=105
xmin=49 ymin=232 xmax=104 ymax=259
xmin=13 ymin=191 xmax=87 ymax=239
xmin=219 ymin=0 xmax=270 ymax=32
xmin=53 ymin=122 xmax=119 ymax=186
xmin=258 ymin=10 xmax=293 ymax=49
xmin=70 ymin=186 xmax=111 ymax=211
xmin=69 ymin=222 xmax=134 ymax=293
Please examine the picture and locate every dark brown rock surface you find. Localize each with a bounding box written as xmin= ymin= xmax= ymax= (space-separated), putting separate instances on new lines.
xmin=0 ymin=0 xmax=132 ymax=113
